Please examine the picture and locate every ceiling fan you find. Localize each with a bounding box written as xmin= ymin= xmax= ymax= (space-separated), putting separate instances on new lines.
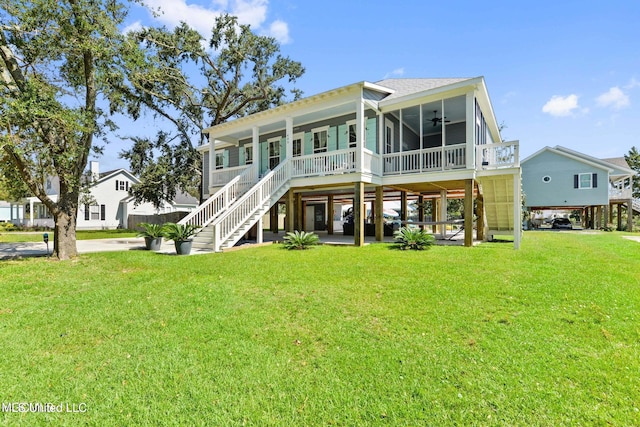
xmin=430 ymin=110 xmax=450 ymax=126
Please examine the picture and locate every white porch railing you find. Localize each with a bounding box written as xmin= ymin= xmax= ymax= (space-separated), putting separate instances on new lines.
xmin=210 ymin=165 xmax=251 ymax=187
xmin=291 ymin=149 xmax=356 ymax=177
xmin=383 ymin=143 xmax=466 ymax=175
xmin=609 ymin=187 xmax=633 ymax=200
xmin=179 ymin=165 xmax=258 ymax=228
xmin=477 ymin=141 xmax=519 ymax=169
xmin=212 ymin=159 xmax=291 ymax=252
xmin=363 ymin=149 xmax=381 ymax=175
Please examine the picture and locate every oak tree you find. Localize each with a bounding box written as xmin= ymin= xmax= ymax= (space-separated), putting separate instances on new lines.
xmin=118 ymin=14 xmax=304 ymax=206
xmin=0 ymin=0 xmax=138 ymax=259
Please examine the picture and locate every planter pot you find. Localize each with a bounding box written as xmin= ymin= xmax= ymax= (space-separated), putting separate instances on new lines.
xmin=174 ymin=239 xmax=193 ymax=255
xmin=144 ymin=236 xmax=163 ymax=251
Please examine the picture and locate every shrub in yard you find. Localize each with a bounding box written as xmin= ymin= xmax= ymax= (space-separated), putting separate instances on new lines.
xmin=601 ymin=223 xmax=614 ymax=232
xmin=282 ymin=230 xmax=320 ymax=250
xmin=393 ymin=227 xmax=435 ymax=250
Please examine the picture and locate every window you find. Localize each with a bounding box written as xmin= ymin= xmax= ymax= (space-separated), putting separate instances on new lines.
xmin=85 ymin=204 xmax=105 ymax=221
xmin=542 ymin=175 xmax=551 ymax=183
xmin=268 ymin=138 xmax=280 ymax=169
xmin=215 ymin=151 xmax=224 ymax=170
xmin=115 ymin=180 xmax=129 ymax=191
xmin=244 ymin=146 xmax=253 ymax=165
xmin=347 ymin=121 xmax=357 ymax=148
xmin=313 ymin=128 xmax=328 ymax=153
xmin=574 ymin=173 xmax=598 ymax=189
xmin=385 ymin=119 xmax=394 ymax=154
xmin=292 ymin=136 xmax=302 ymax=157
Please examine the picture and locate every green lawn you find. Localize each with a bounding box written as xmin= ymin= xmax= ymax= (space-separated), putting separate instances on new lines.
xmin=0 ymin=232 xmax=639 ymax=426
xmin=0 ymin=229 xmax=137 ymax=243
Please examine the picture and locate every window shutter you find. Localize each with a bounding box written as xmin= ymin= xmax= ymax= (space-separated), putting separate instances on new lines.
xmin=592 ymin=173 xmax=597 ymax=188
xmin=574 ymin=174 xmax=579 ymax=188
xmin=125 ymin=181 xmax=129 ymax=191
xmin=84 ymin=204 xmax=90 ymax=221
xmin=100 ymin=204 xmax=106 ymax=221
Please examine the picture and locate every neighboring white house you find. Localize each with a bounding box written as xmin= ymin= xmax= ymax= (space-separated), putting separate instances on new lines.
xmin=179 ymin=77 xmax=522 ymax=251
xmin=10 ymin=161 xmax=198 ymax=229
xmin=521 ymin=145 xmax=637 ymax=230
xmin=0 ymin=200 xmax=23 ymax=223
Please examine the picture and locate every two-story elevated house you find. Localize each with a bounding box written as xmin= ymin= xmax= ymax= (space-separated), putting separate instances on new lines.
xmin=181 ymin=77 xmax=521 ymax=251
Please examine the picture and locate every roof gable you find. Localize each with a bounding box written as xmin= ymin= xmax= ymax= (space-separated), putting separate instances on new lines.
xmin=522 ymin=146 xmax=613 ymax=172
xmin=374 ymin=78 xmax=475 ymax=102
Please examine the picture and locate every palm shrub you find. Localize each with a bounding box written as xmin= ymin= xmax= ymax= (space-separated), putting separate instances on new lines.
xmin=163 ymin=223 xmax=200 ymax=242
xmin=393 ymin=227 xmax=435 ymax=250
xmin=136 ymin=222 xmax=166 ymax=239
xmin=282 ymin=230 xmax=320 ymax=250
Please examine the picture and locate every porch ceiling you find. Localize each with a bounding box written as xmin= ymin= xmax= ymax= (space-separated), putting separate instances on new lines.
xmin=214 ymin=102 xmax=363 ymax=142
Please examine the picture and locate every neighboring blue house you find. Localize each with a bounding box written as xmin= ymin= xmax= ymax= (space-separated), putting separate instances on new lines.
xmin=521 ymin=146 xmax=637 ymax=230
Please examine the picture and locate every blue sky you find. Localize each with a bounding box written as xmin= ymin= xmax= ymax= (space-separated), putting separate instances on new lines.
xmin=99 ymin=0 xmax=640 ymax=170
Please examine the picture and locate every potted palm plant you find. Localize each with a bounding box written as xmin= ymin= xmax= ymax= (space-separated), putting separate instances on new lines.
xmin=137 ymin=222 xmax=166 ymax=251
xmin=163 ymin=222 xmax=201 ymax=255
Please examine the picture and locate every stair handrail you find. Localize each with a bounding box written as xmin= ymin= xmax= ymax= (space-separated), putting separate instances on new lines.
xmin=178 ymin=165 xmax=258 ymax=228
xmin=212 ymin=159 xmax=291 ymax=251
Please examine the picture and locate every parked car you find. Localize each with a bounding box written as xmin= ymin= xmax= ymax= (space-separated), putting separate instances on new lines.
xmin=551 ymin=218 xmax=573 ymax=230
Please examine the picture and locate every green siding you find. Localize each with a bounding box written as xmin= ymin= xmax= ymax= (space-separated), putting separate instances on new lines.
xmin=304 ymin=132 xmax=313 ymax=155
xmin=328 ymin=126 xmax=337 ymax=151
xmin=337 ymin=124 xmax=348 ymax=150
xmin=260 ymin=141 xmax=269 ymax=174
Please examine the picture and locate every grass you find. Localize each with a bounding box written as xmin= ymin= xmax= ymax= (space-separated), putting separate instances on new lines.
xmin=0 ymin=229 xmax=137 ymax=243
xmin=0 ymin=231 xmax=639 ymax=425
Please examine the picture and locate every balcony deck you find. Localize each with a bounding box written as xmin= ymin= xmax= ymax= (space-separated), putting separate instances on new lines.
xmin=208 ymin=141 xmax=519 ymax=192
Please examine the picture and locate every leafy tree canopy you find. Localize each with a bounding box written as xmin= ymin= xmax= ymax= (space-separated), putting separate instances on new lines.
xmin=117 ymin=14 xmax=305 ymax=206
xmin=625 ymin=146 xmax=640 ymax=198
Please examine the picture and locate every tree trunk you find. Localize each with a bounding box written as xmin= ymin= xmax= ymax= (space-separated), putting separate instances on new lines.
xmin=53 ymin=208 xmax=78 ymax=260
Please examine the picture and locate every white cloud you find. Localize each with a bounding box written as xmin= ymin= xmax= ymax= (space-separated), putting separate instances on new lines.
xmin=383 ymin=68 xmax=405 ymax=79
xmin=625 ymin=78 xmax=640 ymax=89
xmin=542 ymin=94 xmax=580 ymax=117
xmin=596 ymin=87 xmax=630 ymax=110
xmin=267 ymin=20 xmax=291 ymax=44
xmin=143 ymin=0 xmax=290 ymax=44
xmin=122 ymin=20 xmax=143 ymax=34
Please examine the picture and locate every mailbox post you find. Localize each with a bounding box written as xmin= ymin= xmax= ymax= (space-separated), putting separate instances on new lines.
xmin=43 ymin=232 xmax=49 ymax=257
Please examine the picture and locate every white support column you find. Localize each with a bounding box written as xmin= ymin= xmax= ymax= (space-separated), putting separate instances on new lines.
xmin=252 ymin=126 xmax=260 ymax=175
xmin=29 ymin=199 xmax=34 ymax=227
xmin=378 ymin=111 xmax=384 ymax=176
xmin=355 ymin=100 xmax=365 ymax=173
xmin=419 ymin=104 xmax=423 ymax=172
xmin=514 ymin=171 xmax=522 ymax=250
xmin=466 ymin=92 xmax=475 ymax=169
xmin=285 ymin=117 xmax=293 ymax=160
xmin=439 ymin=190 xmax=447 ymax=238
xmin=257 ymin=216 xmax=263 ymax=244
xmin=399 ymin=109 xmax=403 ymax=167
xmin=208 ymin=144 xmax=214 ymax=194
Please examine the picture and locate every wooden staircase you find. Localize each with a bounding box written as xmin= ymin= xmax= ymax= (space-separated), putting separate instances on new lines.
xmin=478 ymin=172 xmax=520 ymax=241
xmin=211 ymin=160 xmax=291 ymax=252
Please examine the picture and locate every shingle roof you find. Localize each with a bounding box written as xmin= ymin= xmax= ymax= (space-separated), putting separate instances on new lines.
xmin=374 ymin=78 xmax=474 ymax=101
xmin=602 ymin=157 xmax=632 ymax=171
